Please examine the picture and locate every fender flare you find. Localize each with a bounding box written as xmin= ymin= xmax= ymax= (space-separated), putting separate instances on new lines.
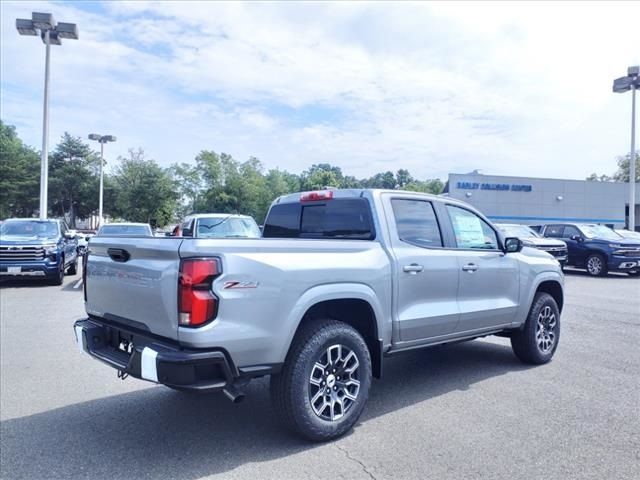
xmin=278 ymin=283 xmax=386 ymax=364
xmin=515 ymin=271 xmax=564 ymax=327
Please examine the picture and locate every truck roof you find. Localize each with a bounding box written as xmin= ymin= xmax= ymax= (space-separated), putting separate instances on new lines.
xmin=273 ymin=188 xmax=443 ymax=204
xmin=3 ymin=218 xmax=62 ymax=223
xmin=184 ymin=213 xmax=253 ymax=220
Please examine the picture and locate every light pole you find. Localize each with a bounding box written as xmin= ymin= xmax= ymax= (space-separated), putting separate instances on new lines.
xmin=613 ymin=66 xmax=639 ymax=231
xmin=16 ymin=13 xmax=78 ymax=219
xmin=88 ymin=134 xmax=116 ymax=227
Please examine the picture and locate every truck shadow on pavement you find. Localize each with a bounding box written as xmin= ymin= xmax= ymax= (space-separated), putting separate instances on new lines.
xmin=0 ymin=340 xmax=532 ymax=479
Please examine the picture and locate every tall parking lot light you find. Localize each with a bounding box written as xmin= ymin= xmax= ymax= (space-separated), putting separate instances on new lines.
xmin=16 ymin=13 xmax=78 ymax=220
xmin=88 ymin=134 xmax=117 ymax=227
xmin=613 ymin=66 xmax=639 ymax=231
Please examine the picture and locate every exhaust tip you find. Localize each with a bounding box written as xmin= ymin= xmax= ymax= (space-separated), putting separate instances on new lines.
xmin=223 ymin=385 xmax=246 ymax=404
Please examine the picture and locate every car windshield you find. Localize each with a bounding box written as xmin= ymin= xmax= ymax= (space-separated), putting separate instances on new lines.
xmin=498 ymin=225 xmax=540 ymax=238
xmin=98 ymin=225 xmax=150 ymax=236
xmin=0 ymin=220 xmax=59 ymax=238
xmin=196 ymin=217 xmax=261 ymax=238
xmin=578 ymin=224 xmax=623 ymax=241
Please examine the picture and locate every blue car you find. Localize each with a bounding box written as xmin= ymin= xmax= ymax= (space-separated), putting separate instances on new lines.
xmin=540 ymin=223 xmax=640 ymax=277
xmin=0 ymin=218 xmax=79 ymax=285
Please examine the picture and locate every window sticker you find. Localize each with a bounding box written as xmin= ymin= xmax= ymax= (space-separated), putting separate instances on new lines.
xmin=453 ymin=212 xmax=485 ymax=247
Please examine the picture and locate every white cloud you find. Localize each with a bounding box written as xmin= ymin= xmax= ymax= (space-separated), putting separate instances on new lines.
xmin=1 ymin=0 xmax=639 ymax=181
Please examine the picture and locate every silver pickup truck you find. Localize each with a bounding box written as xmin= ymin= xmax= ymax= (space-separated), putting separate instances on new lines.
xmin=75 ymin=189 xmax=564 ymax=441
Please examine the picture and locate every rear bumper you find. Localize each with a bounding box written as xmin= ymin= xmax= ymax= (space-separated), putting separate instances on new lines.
xmin=74 ymin=318 xmax=239 ymax=391
xmin=0 ymin=260 xmax=59 ymax=277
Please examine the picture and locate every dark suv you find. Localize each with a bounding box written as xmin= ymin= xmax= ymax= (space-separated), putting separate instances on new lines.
xmin=0 ymin=218 xmax=79 ymax=285
xmin=540 ymin=223 xmax=640 ymax=277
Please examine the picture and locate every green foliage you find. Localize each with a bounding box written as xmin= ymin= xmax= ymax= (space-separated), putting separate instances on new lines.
xmin=587 ymin=153 xmax=639 ymax=183
xmin=612 ymin=153 xmax=640 ymax=183
xmin=110 ymin=148 xmax=178 ymax=227
xmin=49 ymin=132 xmax=101 ymax=227
xmin=0 ymin=121 xmax=40 ymax=218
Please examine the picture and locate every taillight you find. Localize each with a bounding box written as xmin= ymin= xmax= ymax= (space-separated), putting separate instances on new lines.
xmin=300 ymin=190 xmax=334 ymax=202
xmin=178 ymin=258 xmax=221 ymax=327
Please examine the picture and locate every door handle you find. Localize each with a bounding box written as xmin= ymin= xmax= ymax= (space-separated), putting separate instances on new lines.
xmin=462 ymin=263 xmax=479 ymax=272
xmin=403 ymin=264 xmax=424 ymax=274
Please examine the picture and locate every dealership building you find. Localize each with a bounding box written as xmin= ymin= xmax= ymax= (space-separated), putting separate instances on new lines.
xmin=444 ymin=172 xmax=640 ymax=231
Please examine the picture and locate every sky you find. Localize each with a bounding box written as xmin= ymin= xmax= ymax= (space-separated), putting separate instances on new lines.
xmin=1 ymin=1 xmax=639 ymax=181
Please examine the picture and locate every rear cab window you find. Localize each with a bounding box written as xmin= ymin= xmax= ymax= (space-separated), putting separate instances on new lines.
xmin=263 ymin=197 xmax=375 ymax=240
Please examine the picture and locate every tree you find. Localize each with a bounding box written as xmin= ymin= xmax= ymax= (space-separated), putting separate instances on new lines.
xmin=300 ymin=164 xmax=345 ymax=190
xmin=404 ymin=178 xmax=445 ymax=194
xmin=0 ymin=121 xmax=40 ymax=218
xmin=586 ymin=152 xmax=639 ymax=182
xmin=111 ymin=148 xmax=178 ymax=227
xmin=395 ymin=169 xmax=414 ymax=188
xmin=169 ymin=162 xmax=202 ymax=217
xmin=611 ymin=153 xmax=640 ymax=182
xmin=364 ymin=171 xmax=397 ymax=189
xmin=48 ymin=132 xmax=100 ymax=227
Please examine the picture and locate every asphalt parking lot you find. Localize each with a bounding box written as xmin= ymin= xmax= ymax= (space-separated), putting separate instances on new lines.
xmin=1 ymin=267 xmax=638 ymax=480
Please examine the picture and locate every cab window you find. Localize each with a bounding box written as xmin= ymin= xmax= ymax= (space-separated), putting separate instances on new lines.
xmin=545 ymin=225 xmax=565 ymax=238
xmin=562 ymin=225 xmax=581 ymax=238
xmin=391 ymin=199 xmax=443 ymax=248
xmin=446 ymin=205 xmax=498 ymax=250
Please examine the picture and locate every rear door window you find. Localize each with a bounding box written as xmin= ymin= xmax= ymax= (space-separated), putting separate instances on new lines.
xmin=391 ymin=199 xmax=443 ymax=248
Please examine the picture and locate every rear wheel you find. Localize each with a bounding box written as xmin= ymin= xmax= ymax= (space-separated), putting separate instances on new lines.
xmin=271 ymin=319 xmax=372 ymax=442
xmin=586 ymin=253 xmax=607 ymax=277
xmin=511 ymin=292 xmax=560 ymax=364
xmin=628 ymin=271 xmax=640 ymax=277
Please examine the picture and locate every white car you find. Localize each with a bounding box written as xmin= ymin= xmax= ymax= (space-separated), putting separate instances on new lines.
xmin=179 ymin=214 xmax=261 ymax=238
xmin=97 ymin=223 xmax=153 ymax=237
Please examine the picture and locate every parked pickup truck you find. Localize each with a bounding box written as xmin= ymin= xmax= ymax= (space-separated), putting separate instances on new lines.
xmin=75 ymin=189 xmax=564 ymax=441
xmin=540 ymin=223 xmax=640 ymax=277
xmin=1 ymin=218 xmax=79 ymax=285
xmin=495 ymin=223 xmax=568 ymax=267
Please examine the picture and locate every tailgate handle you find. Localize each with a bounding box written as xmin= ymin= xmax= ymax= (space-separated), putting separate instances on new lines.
xmin=107 ymin=248 xmax=131 ymax=263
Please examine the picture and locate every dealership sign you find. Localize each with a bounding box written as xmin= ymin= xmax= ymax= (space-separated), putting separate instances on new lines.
xmin=456 ymin=182 xmax=532 ymax=192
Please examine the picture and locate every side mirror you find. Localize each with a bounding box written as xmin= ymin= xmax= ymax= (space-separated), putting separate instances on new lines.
xmin=504 ymin=237 xmax=523 ymax=253
xmin=64 ymin=232 xmax=76 ymax=240
xmin=181 ymin=228 xmax=192 ymax=237
xmin=570 ymin=235 xmax=583 ymax=242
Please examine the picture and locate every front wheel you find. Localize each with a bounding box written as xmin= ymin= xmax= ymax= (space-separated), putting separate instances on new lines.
xmin=511 ymin=292 xmax=560 ymax=364
xmin=270 ymin=320 xmax=372 ymax=442
xmin=67 ymin=258 xmax=78 ymax=276
xmin=50 ymin=259 xmax=65 ymax=286
xmin=586 ymin=253 xmax=607 ymax=277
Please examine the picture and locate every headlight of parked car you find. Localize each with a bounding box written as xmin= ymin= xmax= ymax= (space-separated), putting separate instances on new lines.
xmin=43 ymin=244 xmax=57 ymax=259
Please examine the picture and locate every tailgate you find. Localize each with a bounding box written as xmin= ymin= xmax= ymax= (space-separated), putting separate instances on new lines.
xmin=85 ymin=237 xmax=182 ymax=341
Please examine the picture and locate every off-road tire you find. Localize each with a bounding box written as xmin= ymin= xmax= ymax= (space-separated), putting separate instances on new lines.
xmin=270 ymin=319 xmax=372 ymax=442
xmin=511 ymin=292 xmax=560 ymax=365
